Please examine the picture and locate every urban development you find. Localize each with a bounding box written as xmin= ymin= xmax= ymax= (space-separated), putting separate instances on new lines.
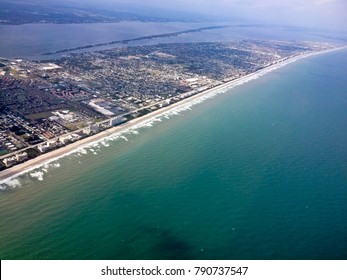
xmin=0 ymin=40 xmax=335 ymax=172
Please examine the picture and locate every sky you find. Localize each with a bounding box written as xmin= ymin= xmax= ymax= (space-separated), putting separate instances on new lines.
xmin=28 ymin=0 xmax=347 ymax=32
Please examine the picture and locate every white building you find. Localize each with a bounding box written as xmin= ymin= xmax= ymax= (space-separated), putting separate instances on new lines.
xmin=3 ymin=156 xmax=17 ymax=167
xmin=15 ymin=152 xmax=28 ymax=161
xmin=71 ymin=134 xmax=81 ymax=140
xmin=91 ymin=124 xmax=99 ymax=134
xmin=110 ymin=116 xmax=123 ymax=126
xmin=38 ymin=143 xmax=49 ymax=153
xmin=84 ymin=124 xmax=99 ymax=135
xmin=47 ymin=140 xmax=57 ymax=148
xmin=40 ymin=63 xmax=62 ymax=71
xmin=59 ymin=135 xmax=72 ymax=144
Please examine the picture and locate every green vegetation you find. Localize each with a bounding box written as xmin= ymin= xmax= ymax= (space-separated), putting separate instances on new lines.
xmin=26 ymin=112 xmax=53 ymax=120
xmin=123 ymin=114 xmax=135 ymax=121
xmin=63 ymin=123 xmax=79 ymax=131
xmin=138 ymin=108 xmax=151 ymax=115
xmin=24 ymin=148 xmax=41 ymax=159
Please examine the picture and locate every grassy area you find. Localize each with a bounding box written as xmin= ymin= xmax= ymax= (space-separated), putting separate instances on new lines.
xmin=75 ymin=121 xmax=88 ymax=129
xmin=0 ymin=150 xmax=8 ymax=156
xmin=26 ymin=112 xmax=54 ymax=120
xmin=138 ymin=108 xmax=151 ymax=115
xmin=63 ymin=123 xmax=79 ymax=131
xmin=95 ymin=117 xmax=105 ymax=123
xmin=24 ymin=148 xmax=41 ymax=159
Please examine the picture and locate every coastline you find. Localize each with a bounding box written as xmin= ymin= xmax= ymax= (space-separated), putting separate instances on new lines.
xmin=0 ymin=46 xmax=345 ymax=184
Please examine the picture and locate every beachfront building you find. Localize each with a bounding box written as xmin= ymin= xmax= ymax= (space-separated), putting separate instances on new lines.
xmin=110 ymin=116 xmax=123 ymax=126
xmin=3 ymin=156 xmax=17 ymax=167
xmin=59 ymin=135 xmax=72 ymax=145
xmin=83 ymin=124 xmax=99 ymax=135
xmin=37 ymin=143 xmax=49 ymax=153
xmin=71 ymin=134 xmax=81 ymax=141
xmin=1 ymin=152 xmax=28 ymax=167
xmin=47 ymin=140 xmax=57 ymax=148
xmin=15 ymin=152 xmax=28 ymax=162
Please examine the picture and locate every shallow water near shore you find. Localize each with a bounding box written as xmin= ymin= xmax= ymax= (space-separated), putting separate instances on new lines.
xmin=0 ymin=49 xmax=346 ymax=259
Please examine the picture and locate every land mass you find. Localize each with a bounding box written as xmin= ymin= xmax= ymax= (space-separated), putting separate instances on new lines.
xmin=0 ymin=0 xmax=205 ymax=25
xmin=42 ymin=25 xmax=230 ymax=55
xmin=0 ymin=39 xmax=341 ymax=180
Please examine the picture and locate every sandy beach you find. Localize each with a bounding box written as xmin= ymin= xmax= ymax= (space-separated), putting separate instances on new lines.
xmin=0 ymin=46 xmax=345 ymax=182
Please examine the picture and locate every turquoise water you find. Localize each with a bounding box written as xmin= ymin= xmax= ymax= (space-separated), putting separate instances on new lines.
xmin=0 ymin=50 xmax=346 ymax=259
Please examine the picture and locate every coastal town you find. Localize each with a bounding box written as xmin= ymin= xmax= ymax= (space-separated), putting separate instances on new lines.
xmin=0 ymin=40 xmax=336 ymax=172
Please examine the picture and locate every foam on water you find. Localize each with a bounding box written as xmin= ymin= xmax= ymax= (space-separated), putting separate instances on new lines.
xmin=0 ymin=178 xmax=21 ymax=190
xmin=101 ymin=141 xmax=110 ymax=147
xmin=79 ymin=148 xmax=88 ymax=154
xmin=30 ymin=171 xmax=44 ymax=181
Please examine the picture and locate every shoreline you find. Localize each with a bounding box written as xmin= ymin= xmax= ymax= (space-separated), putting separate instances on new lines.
xmin=1 ymin=46 xmax=345 ymax=184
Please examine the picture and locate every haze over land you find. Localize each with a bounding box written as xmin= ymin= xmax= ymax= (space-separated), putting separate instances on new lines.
xmin=0 ymin=0 xmax=346 ymax=33
xmin=95 ymin=0 xmax=347 ymax=31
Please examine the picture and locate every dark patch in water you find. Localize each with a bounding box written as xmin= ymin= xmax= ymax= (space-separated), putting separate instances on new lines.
xmin=105 ymin=226 xmax=195 ymax=260
xmin=151 ymin=229 xmax=195 ymax=260
xmin=141 ymin=226 xmax=196 ymax=259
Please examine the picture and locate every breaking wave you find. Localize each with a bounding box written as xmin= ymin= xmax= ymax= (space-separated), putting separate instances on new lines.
xmin=30 ymin=171 xmax=44 ymax=181
xmin=0 ymin=178 xmax=21 ymax=190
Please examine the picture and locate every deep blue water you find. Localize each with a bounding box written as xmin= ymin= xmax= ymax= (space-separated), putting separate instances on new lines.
xmin=0 ymin=49 xmax=346 ymax=259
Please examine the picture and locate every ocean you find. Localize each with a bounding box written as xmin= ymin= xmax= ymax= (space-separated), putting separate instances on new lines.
xmin=0 ymin=49 xmax=346 ymax=260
